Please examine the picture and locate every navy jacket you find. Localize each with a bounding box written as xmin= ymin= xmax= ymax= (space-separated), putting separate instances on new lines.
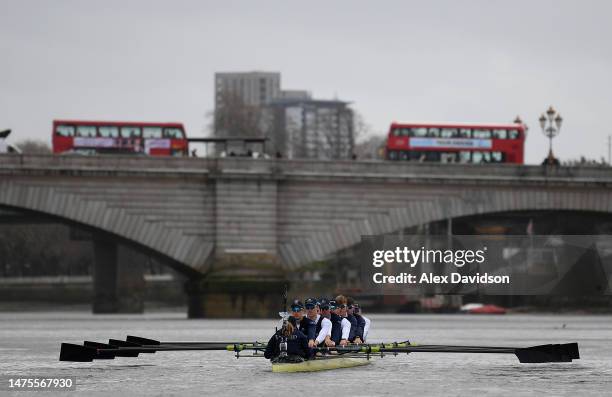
xmin=264 ymin=328 xmax=311 ymax=360
xmin=299 ymin=317 xmax=317 ymax=341
xmin=289 ymin=316 xmax=317 ymax=341
xmin=329 ymin=313 xmax=343 ymax=344
xmin=353 ymin=313 xmax=366 ymax=341
xmin=346 ymin=314 xmax=358 ymax=342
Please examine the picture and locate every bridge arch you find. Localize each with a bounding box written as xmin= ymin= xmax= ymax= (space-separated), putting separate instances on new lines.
xmin=277 ymin=181 xmax=612 ymax=268
xmin=0 ymin=177 xmax=214 ymax=276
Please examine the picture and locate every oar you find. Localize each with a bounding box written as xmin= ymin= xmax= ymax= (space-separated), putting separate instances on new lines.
xmin=59 ymin=343 xmax=237 ymax=362
xmin=313 ymin=343 xmax=579 ymax=363
xmin=417 ymin=343 xmax=578 ymax=360
xmin=229 ymin=341 xmax=578 ymax=362
xmin=385 ymin=342 xmax=579 ymax=360
xmin=125 ymin=335 xmax=254 ymax=346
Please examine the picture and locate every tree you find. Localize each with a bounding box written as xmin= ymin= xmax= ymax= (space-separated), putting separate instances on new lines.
xmin=212 ymin=91 xmax=265 ymax=138
xmin=0 ymin=224 xmax=93 ymax=277
xmin=14 ymin=139 xmax=52 ymax=154
xmin=352 ymin=110 xmax=371 ymax=143
xmin=561 ymin=156 xmax=608 ymax=167
xmin=351 ymin=111 xmax=387 ymax=160
xmin=353 ymin=134 xmax=386 ymax=160
xmin=310 ymin=106 xmax=359 ymax=160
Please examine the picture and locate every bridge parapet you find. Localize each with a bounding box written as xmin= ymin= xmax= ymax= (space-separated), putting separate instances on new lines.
xmin=2 ymin=154 xmax=612 ymax=185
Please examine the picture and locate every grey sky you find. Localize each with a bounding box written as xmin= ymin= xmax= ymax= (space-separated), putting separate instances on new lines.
xmin=1 ymin=0 xmax=611 ymax=164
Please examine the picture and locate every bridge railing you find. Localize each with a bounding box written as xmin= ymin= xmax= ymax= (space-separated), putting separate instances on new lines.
xmin=1 ymin=154 xmax=611 ymax=183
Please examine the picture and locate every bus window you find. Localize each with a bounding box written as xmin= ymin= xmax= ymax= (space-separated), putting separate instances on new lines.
xmin=412 ymin=127 xmax=427 ymax=137
xmin=99 ymin=126 xmax=119 ymax=138
xmin=400 ymin=151 xmax=409 ymax=161
xmin=491 ymin=151 xmax=504 ymax=162
xmin=143 ymin=127 xmax=162 ymax=139
xmin=493 ymin=129 xmax=508 ymax=139
xmin=121 ymin=126 xmax=141 ymax=138
xmin=164 ymin=128 xmax=184 ymax=139
xmin=388 ymin=150 xmax=398 ymax=160
xmin=428 ymin=127 xmax=440 ymax=137
xmin=472 ymin=151 xmax=491 ymax=163
xmin=459 ymin=151 xmax=471 ymax=163
xmin=509 ymin=129 xmax=520 ymax=139
xmin=425 ymin=151 xmax=440 ymax=161
xmin=76 ymin=125 xmax=97 ymax=137
xmin=440 ymin=128 xmax=458 ymax=138
xmin=392 ymin=128 xmax=401 ymax=137
xmin=56 ymin=125 xmax=75 ymax=137
xmin=459 ymin=128 xmax=471 ymax=138
xmin=472 ymin=129 xmax=491 ymax=139
xmin=410 ymin=151 xmax=423 ymax=161
xmin=441 ymin=152 xmax=457 ymax=163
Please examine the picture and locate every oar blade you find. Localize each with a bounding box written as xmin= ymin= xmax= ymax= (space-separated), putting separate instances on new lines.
xmin=108 ymin=339 xmax=145 ymax=356
xmin=59 ymin=343 xmax=96 ymax=362
xmin=562 ymin=342 xmax=580 ymax=360
xmin=83 ymin=341 xmax=117 ymax=359
xmin=515 ymin=344 xmax=576 ymax=363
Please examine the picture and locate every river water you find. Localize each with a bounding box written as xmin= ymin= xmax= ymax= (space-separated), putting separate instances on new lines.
xmin=0 ymin=311 xmax=610 ymax=396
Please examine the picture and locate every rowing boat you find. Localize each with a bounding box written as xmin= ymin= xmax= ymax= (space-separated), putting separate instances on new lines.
xmin=58 ymin=335 xmax=581 ymax=370
xmin=57 ymin=290 xmax=581 ymax=370
xmin=272 ymin=355 xmax=371 ymax=373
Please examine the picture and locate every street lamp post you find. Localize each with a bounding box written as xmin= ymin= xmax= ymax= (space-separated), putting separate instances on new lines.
xmin=539 ymin=106 xmax=563 ymax=164
xmin=514 ymin=115 xmax=528 ymax=135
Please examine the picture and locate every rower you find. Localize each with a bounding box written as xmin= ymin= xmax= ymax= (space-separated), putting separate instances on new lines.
xmin=353 ymin=304 xmax=371 ymax=342
xmin=304 ymin=298 xmax=333 ymax=348
xmin=288 ymin=299 xmax=317 ymax=345
xmin=346 ymin=297 xmax=363 ymax=344
xmin=288 ymin=299 xmax=304 ymax=323
xmin=263 ymin=320 xmax=311 ymax=362
xmin=330 ymin=297 xmax=351 ymax=346
xmin=318 ymin=299 xmax=337 ymax=347
xmin=319 ymin=298 xmax=330 ymax=319
xmin=351 ymin=303 xmax=366 ymax=343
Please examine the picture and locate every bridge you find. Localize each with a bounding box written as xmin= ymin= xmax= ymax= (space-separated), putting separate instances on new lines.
xmin=1 ymin=155 xmax=611 ymax=317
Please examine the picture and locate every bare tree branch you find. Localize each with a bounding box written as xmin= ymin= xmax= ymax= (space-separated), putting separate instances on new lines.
xmin=213 ymin=91 xmax=264 ymax=138
xmin=15 ymin=139 xmax=52 ymax=154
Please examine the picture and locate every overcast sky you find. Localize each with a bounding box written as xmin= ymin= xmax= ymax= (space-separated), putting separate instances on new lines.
xmin=1 ymin=0 xmax=611 ymax=164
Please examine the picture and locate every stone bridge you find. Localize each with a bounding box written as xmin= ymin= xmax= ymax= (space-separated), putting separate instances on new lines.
xmin=1 ymin=155 xmax=611 ymax=316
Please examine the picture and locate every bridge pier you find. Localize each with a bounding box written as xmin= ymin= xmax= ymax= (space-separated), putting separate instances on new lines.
xmin=185 ymin=254 xmax=286 ymax=318
xmin=93 ymin=239 xmax=145 ymax=314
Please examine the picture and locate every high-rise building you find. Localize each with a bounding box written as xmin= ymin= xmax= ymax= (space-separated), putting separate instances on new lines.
xmin=214 ymin=72 xmax=281 ymax=139
xmin=214 ymin=71 xmax=281 ymax=109
xmin=213 ymin=71 xmax=354 ymax=159
xmin=264 ymin=98 xmax=354 ymax=160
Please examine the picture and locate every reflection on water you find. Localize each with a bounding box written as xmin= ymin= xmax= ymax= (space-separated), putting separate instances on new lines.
xmin=0 ymin=312 xmax=611 ymax=396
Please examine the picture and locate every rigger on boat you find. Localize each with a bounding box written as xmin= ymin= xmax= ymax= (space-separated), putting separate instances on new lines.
xmin=58 ymin=289 xmax=581 ymax=372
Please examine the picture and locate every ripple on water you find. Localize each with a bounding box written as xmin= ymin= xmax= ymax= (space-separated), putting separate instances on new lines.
xmin=1 ymin=312 xmax=611 ymax=396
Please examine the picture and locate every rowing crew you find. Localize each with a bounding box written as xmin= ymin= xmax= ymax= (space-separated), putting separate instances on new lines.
xmin=264 ymin=295 xmax=371 ymax=361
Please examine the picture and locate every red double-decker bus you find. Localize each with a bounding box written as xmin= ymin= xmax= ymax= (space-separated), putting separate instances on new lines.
xmin=52 ymin=120 xmax=189 ymax=156
xmin=385 ymin=121 xmax=526 ymax=164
